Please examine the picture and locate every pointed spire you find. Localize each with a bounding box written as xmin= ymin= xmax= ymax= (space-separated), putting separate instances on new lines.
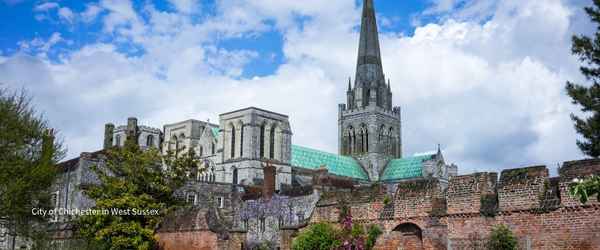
xmin=437 ymin=144 xmax=442 ymax=155
xmin=356 ymin=0 xmax=383 ymax=69
xmin=348 ymin=77 xmax=352 ymax=92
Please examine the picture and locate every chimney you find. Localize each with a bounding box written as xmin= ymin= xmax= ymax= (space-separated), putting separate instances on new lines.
xmin=104 ymin=123 xmax=115 ymax=149
xmin=263 ymin=162 xmax=276 ymax=200
xmin=126 ymin=117 xmax=138 ymax=144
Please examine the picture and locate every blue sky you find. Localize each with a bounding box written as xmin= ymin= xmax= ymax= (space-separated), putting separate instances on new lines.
xmin=0 ymin=0 xmax=432 ymax=77
xmin=0 ymin=0 xmax=594 ymax=175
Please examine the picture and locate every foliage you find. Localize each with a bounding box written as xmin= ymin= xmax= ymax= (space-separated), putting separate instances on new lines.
xmin=382 ymin=195 xmax=391 ymax=205
xmin=0 ymin=88 xmax=65 ymax=239
xmin=365 ymin=225 xmax=383 ymax=250
xmin=488 ymin=224 xmax=518 ymax=250
xmin=566 ymin=0 xmax=600 ymax=157
xmin=292 ymin=222 xmax=341 ymax=250
xmin=292 ymin=206 xmax=382 ymax=250
xmin=569 ymin=176 xmax=600 ymax=204
xmin=76 ymin=139 xmax=199 ymax=250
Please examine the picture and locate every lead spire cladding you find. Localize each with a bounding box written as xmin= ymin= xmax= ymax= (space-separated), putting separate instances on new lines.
xmin=349 ymin=0 xmax=391 ymax=110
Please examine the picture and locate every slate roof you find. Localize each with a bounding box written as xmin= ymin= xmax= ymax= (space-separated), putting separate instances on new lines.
xmin=291 ymin=145 xmax=369 ymax=181
xmin=380 ymin=154 xmax=435 ymax=181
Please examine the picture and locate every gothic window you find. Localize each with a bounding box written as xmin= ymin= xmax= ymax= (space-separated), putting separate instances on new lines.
xmin=378 ymin=125 xmax=385 ymax=142
xmin=259 ymin=218 xmax=266 ymax=233
xmin=210 ymin=167 xmax=215 ymax=182
xmin=352 ymin=129 xmax=356 ymax=154
xmin=269 ymin=124 xmax=276 ymax=159
xmin=358 ymin=129 xmax=364 ymax=154
xmin=232 ymin=167 xmax=238 ymax=185
xmin=199 ymin=146 xmax=203 ymax=157
xmin=240 ymin=124 xmax=244 ymax=157
xmin=186 ymin=193 xmax=197 ymax=205
xmin=260 ymin=123 xmax=266 ymax=158
xmin=363 ymin=125 xmax=369 ymax=153
xmin=146 ymin=135 xmax=154 ymax=147
xmin=230 ymin=124 xmax=236 ymax=158
xmin=216 ymin=196 xmax=224 ymax=208
xmin=278 ymin=216 xmax=284 ymax=228
xmin=115 ymin=135 xmax=121 ymax=147
xmin=211 ymin=142 xmax=215 ymax=155
xmin=388 ymin=127 xmax=394 ymax=155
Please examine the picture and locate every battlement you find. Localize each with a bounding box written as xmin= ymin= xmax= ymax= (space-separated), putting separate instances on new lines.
xmin=339 ymin=104 xmax=401 ymax=118
xmin=447 ymin=172 xmax=497 ymax=215
xmin=443 ymin=159 xmax=600 ymax=216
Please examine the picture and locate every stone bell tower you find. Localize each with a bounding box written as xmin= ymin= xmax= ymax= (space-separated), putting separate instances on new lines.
xmin=338 ymin=0 xmax=402 ymax=181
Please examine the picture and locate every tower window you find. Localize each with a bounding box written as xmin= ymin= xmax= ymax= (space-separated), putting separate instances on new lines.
xmin=260 ymin=123 xmax=265 ymax=157
xmin=146 ymin=135 xmax=154 ymax=147
xmin=240 ymin=124 xmax=244 ymax=157
xmin=211 ymin=142 xmax=215 ymax=155
xmin=199 ymin=146 xmax=203 ymax=156
xmin=230 ymin=125 xmax=236 ymax=158
xmin=115 ymin=135 xmax=121 ymax=147
xmin=232 ymin=167 xmax=238 ymax=185
xmin=269 ymin=125 xmax=276 ymax=159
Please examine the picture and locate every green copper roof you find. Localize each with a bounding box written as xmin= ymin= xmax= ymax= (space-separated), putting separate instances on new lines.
xmin=210 ymin=127 xmax=220 ymax=138
xmin=380 ymin=154 xmax=434 ymax=181
xmin=291 ymin=145 xmax=369 ymax=180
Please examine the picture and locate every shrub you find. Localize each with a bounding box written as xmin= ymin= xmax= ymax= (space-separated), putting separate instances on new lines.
xmin=365 ymin=225 xmax=383 ymax=250
xmin=292 ymin=223 xmax=341 ymax=250
xmin=488 ymin=224 xmax=517 ymax=250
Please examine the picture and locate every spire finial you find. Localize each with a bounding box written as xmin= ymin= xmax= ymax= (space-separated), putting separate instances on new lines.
xmin=356 ymin=0 xmax=383 ymax=70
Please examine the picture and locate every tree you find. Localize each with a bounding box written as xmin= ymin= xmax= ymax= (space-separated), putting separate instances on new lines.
xmin=488 ymin=224 xmax=517 ymax=250
xmin=566 ymin=0 xmax=600 ymax=158
xmin=0 ymin=88 xmax=65 ymax=248
xmin=76 ymin=138 xmax=200 ymax=250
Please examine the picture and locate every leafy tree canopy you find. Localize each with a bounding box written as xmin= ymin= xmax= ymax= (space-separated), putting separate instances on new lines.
xmin=76 ymin=139 xmax=200 ymax=250
xmin=0 ymin=87 xmax=65 ymax=237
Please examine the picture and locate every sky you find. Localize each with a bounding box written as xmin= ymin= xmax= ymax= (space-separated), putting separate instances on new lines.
xmin=0 ymin=0 xmax=595 ymax=175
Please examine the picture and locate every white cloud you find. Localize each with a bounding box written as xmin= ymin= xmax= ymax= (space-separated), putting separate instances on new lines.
xmin=34 ymin=2 xmax=59 ymax=12
xmin=0 ymin=0 xmax=592 ymax=176
xmin=81 ymin=4 xmax=103 ymax=23
xmin=167 ymin=0 xmax=200 ymax=14
xmin=58 ymin=7 xmax=75 ymax=23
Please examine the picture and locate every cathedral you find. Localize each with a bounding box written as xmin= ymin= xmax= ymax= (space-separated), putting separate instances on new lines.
xmin=102 ymin=0 xmax=457 ymax=188
xmin=5 ymin=1 xmax=600 ymax=250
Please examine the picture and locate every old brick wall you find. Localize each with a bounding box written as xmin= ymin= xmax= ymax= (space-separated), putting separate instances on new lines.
xmin=156 ymin=231 xmax=218 ymax=250
xmin=498 ymin=166 xmax=548 ymax=211
xmin=447 ymin=173 xmax=497 ymax=214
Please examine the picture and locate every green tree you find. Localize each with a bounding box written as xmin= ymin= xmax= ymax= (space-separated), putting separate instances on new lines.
xmin=566 ymin=0 xmax=600 ymax=158
xmin=292 ymin=223 xmax=341 ymax=250
xmin=488 ymin=224 xmax=517 ymax=250
xmin=76 ymin=138 xmax=200 ymax=250
xmin=0 ymin=88 xmax=65 ymax=248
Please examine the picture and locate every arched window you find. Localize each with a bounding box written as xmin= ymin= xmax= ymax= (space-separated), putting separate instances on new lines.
xmin=388 ymin=127 xmax=394 ymax=155
xmin=240 ymin=124 xmax=244 ymax=157
xmin=211 ymin=142 xmax=215 ymax=155
xmin=269 ymin=124 xmax=276 ymax=159
xmin=115 ymin=135 xmax=121 ymax=147
xmin=199 ymin=146 xmax=203 ymax=157
xmin=260 ymin=123 xmax=266 ymax=158
xmin=358 ymin=129 xmax=364 ymax=154
xmin=364 ymin=126 xmax=369 ymax=153
xmin=230 ymin=125 xmax=236 ymax=158
xmin=232 ymin=167 xmax=238 ymax=185
xmin=351 ymin=129 xmax=356 ymax=154
xmin=146 ymin=135 xmax=154 ymax=147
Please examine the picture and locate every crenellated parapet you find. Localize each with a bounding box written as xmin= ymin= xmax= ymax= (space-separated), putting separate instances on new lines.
xmin=446 ymin=172 xmax=497 ymax=215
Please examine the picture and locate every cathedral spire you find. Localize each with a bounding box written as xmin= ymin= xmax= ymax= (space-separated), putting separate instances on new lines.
xmin=355 ymin=0 xmax=383 ymax=83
